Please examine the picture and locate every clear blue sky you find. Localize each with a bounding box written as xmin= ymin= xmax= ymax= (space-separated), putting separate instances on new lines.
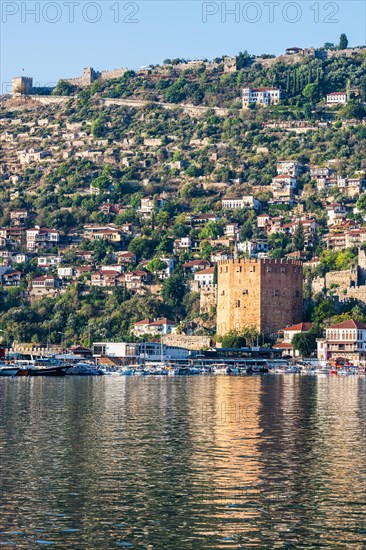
xmin=1 ymin=1 xmax=365 ymax=91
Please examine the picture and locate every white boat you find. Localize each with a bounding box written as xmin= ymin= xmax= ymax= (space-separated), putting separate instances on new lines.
xmin=0 ymin=365 xmax=19 ymax=376
xmin=284 ymin=365 xmax=301 ymax=374
xmin=120 ymin=368 xmax=135 ymax=376
xmin=212 ymin=364 xmax=228 ymax=374
xmin=66 ymin=362 xmax=104 ymax=376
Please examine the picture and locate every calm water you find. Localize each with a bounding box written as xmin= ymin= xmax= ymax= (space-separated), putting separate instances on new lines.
xmin=0 ymin=375 xmax=366 ymax=549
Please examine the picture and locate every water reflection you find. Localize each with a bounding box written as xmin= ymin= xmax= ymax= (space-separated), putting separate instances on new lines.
xmin=0 ymin=376 xmax=365 ymax=548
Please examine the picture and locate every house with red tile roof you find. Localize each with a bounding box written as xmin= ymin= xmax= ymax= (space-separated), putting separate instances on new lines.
xmin=317 ymin=320 xmax=366 ymax=364
xmin=274 ymin=322 xmax=313 ymax=357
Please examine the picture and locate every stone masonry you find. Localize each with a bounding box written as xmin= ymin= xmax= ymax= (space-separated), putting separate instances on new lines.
xmin=217 ymin=258 xmax=303 ymax=339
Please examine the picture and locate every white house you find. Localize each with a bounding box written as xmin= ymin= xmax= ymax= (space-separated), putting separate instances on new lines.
xmin=242 ymin=87 xmax=284 ymax=107
xmin=222 ymin=195 xmax=261 ymax=211
xmin=57 ymin=266 xmax=75 ymax=278
xmin=327 ymin=203 xmax=347 ymax=226
xmin=277 ymin=161 xmax=302 ymax=178
xmin=173 ymin=237 xmax=200 ymax=253
xmin=26 ymin=227 xmax=60 ymax=250
xmin=236 ymin=240 xmax=268 ymax=257
xmin=272 ymin=175 xmax=297 ymax=189
xmin=37 ymin=255 xmax=62 ymax=268
xmin=224 ymin=223 xmax=240 ymax=237
xmin=317 ymin=320 xmax=366 ymax=365
xmin=326 ymin=92 xmax=348 ymax=105
xmin=194 ymin=267 xmax=215 ymax=287
xmin=133 ymin=318 xmax=176 ymax=336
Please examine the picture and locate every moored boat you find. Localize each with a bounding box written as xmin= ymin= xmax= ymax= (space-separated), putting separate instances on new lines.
xmin=65 ymin=363 xmax=104 ymax=376
xmin=0 ymin=365 xmax=19 ymax=377
xmin=28 ymin=365 xmax=70 ymax=376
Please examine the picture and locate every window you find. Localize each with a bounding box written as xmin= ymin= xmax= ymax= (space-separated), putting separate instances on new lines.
xmin=235 ymin=300 xmax=240 ymax=308
xmin=242 ymin=290 xmax=248 ymax=295
xmin=267 ymin=267 xmax=272 ymax=273
xmin=221 ymin=290 xmax=225 ymax=296
xmin=273 ymin=290 xmax=279 ymax=297
xmin=280 ymin=267 xmax=286 ymax=273
xmin=295 ymin=290 xmax=300 ymax=297
xmin=236 ymin=266 xmax=242 ymax=273
xmin=250 ymin=266 xmax=256 ymax=273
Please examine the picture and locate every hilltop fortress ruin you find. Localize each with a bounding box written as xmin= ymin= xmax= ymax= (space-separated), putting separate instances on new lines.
xmin=63 ymin=66 xmax=129 ymax=87
xmin=11 ymin=46 xmax=365 ymax=97
xmin=12 ymin=66 xmax=129 ymax=96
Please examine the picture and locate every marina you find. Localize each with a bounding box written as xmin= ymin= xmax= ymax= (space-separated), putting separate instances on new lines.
xmin=1 ymin=357 xmax=365 ymax=377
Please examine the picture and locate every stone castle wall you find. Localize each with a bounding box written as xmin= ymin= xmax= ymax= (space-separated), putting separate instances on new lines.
xmin=326 ymin=47 xmax=365 ymax=59
xmin=64 ymin=67 xmax=128 ymax=88
xmin=100 ymin=68 xmax=128 ymax=81
xmin=199 ymin=285 xmax=217 ymax=314
xmin=217 ymin=258 xmax=303 ymax=338
xmin=162 ymin=334 xmax=213 ymax=351
xmin=102 ymin=98 xmax=230 ymax=117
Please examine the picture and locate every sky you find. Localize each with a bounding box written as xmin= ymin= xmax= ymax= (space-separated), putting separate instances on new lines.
xmin=1 ymin=0 xmax=365 ymax=92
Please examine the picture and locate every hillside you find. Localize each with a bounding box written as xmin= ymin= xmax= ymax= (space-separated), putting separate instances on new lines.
xmin=1 ymin=45 xmax=366 ymax=349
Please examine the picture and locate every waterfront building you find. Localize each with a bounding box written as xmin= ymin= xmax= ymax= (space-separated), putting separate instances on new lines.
xmin=93 ymin=341 xmax=188 ymax=365
xmin=216 ymin=258 xmax=303 ymax=339
xmin=316 ymin=319 xmax=366 ymax=364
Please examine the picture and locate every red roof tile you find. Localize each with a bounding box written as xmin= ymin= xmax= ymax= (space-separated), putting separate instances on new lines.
xmin=328 ymin=320 xmax=366 ymax=329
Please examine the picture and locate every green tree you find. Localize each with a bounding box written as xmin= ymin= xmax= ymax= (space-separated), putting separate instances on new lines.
xmin=220 ymin=331 xmax=246 ymax=348
xmin=128 ymin=237 xmax=155 ymax=260
xmin=293 ymin=223 xmax=305 ymax=251
xmin=53 ymin=80 xmax=76 ymax=96
xmin=161 ymin=267 xmax=186 ymax=308
xmin=200 ymin=241 xmax=213 ymax=261
xmin=357 ymin=194 xmax=366 ymax=213
xmin=292 ymin=331 xmax=317 ymax=357
xmin=146 ymin=258 xmax=167 ymax=275
xmin=339 ymin=33 xmax=348 ymax=50
xmin=92 ymin=117 xmax=106 ymax=138
xmin=199 ymin=221 xmax=219 ymax=240
xmin=302 ymin=83 xmax=319 ymax=103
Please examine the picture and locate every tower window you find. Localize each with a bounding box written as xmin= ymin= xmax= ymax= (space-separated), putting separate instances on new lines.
xmin=235 ymin=300 xmax=241 ymax=307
